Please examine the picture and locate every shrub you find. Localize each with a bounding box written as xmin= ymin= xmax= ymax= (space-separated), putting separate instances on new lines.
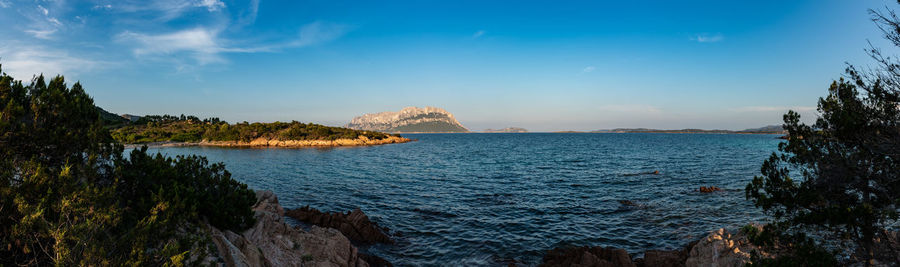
xmin=0 ymin=67 xmax=256 ymax=266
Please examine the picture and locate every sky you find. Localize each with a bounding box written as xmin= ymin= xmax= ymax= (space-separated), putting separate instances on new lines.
xmin=0 ymin=0 xmax=895 ymax=131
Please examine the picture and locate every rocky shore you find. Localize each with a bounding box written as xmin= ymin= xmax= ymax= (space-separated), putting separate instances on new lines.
xmin=200 ymin=190 xmax=380 ymax=267
xmin=540 ymin=227 xmax=762 ymax=267
xmin=198 ymin=191 xmax=896 ymax=266
xmin=199 ymin=189 xmax=762 ymax=267
xmin=127 ymin=135 xmax=412 ymax=148
xmin=285 ymin=206 xmax=393 ymax=245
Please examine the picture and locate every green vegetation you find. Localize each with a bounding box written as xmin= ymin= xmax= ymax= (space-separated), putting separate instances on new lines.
xmin=389 ymin=121 xmax=468 ymax=133
xmin=0 ymin=68 xmax=257 ymax=265
xmin=110 ymin=115 xmax=396 ymax=144
xmin=96 ymin=106 xmax=129 ymax=127
xmin=745 ymin=5 xmax=900 ymax=265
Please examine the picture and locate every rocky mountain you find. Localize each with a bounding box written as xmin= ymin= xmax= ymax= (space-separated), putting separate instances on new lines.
xmin=346 ymin=106 xmax=469 ymax=133
xmin=483 ymin=127 xmax=528 ymax=133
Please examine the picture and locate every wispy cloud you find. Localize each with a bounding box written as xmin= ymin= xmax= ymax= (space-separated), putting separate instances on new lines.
xmin=732 ymin=106 xmax=816 ymax=112
xmin=472 ymin=30 xmax=485 ymax=39
xmin=691 ymin=33 xmax=723 ymax=43
xmin=196 ymin=0 xmax=225 ymax=12
xmin=290 ymin=21 xmax=350 ymax=47
xmin=117 ymin=21 xmax=350 ymax=67
xmin=111 ymin=0 xmax=227 ymax=21
xmin=24 ymin=29 xmax=57 ymax=39
xmin=581 ymin=66 xmax=596 ymax=73
xmin=0 ymin=0 xmax=10 ymax=8
xmin=0 ymin=45 xmax=104 ymax=80
xmin=20 ymin=4 xmax=64 ymax=39
xmin=237 ymin=0 xmax=260 ymax=26
xmin=117 ymin=27 xmax=230 ymax=65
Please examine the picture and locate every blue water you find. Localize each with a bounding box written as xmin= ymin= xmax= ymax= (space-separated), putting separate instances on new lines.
xmin=143 ymin=133 xmax=781 ymax=266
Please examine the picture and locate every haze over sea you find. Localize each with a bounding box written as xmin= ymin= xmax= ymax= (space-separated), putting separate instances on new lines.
xmin=143 ymin=133 xmax=779 ymax=266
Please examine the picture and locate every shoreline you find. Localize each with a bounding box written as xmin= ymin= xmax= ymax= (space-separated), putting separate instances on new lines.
xmin=123 ymin=135 xmax=413 ymax=149
xmin=551 ymin=131 xmax=784 ymax=135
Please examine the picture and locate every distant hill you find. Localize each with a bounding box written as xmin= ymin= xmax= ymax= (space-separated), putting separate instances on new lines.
xmin=96 ymin=107 xmax=129 ymax=126
xmin=587 ymin=126 xmax=785 ymax=134
xmin=120 ymin=114 xmax=143 ymax=122
xmin=483 ymin=127 xmax=528 ymax=133
xmin=740 ymin=125 xmax=783 ymax=133
xmin=346 ymin=106 xmax=469 ymax=133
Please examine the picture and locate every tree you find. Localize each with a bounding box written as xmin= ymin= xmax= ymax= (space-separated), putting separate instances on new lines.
xmin=0 ymin=65 xmax=257 ymax=266
xmin=745 ymin=5 xmax=900 ymax=266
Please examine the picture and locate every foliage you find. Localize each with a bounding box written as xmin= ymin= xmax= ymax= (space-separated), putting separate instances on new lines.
xmin=0 ymin=67 xmax=256 ymax=266
xmin=745 ymin=6 xmax=900 ymax=265
xmin=111 ymin=117 xmax=395 ymax=143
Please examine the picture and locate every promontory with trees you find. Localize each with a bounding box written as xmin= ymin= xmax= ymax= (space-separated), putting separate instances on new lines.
xmin=104 ymin=112 xmax=410 ymax=147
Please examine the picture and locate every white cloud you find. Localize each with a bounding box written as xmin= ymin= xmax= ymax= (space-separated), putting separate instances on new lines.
xmin=732 ymin=106 xmax=816 ymax=112
xmin=117 ymin=22 xmax=349 ymax=68
xmin=691 ymin=33 xmax=723 ymax=43
xmin=291 ymin=21 xmax=349 ymax=47
xmin=196 ymin=0 xmax=225 ymax=11
xmin=237 ymin=0 xmax=260 ymax=26
xmin=0 ymin=45 xmax=104 ymax=80
xmin=472 ymin=30 xmax=485 ymax=38
xmin=582 ymin=66 xmax=596 ymax=73
xmin=47 ymin=17 xmax=62 ymax=26
xmin=118 ymin=28 xmax=228 ymax=65
xmin=24 ymin=29 xmax=58 ymax=39
xmin=21 ymin=4 xmax=64 ymax=39
xmin=92 ymin=4 xmax=113 ymax=10
xmin=111 ymin=0 xmax=227 ymax=21
xmin=0 ymin=0 xmax=10 ymax=8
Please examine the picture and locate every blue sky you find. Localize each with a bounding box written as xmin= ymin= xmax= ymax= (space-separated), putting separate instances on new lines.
xmin=0 ymin=0 xmax=893 ymax=131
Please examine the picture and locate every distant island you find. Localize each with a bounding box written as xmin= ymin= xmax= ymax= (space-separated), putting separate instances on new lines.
xmin=346 ymin=106 xmax=469 ymax=133
xmin=556 ymin=125 xmax=785 ymax=134
xmin=100 ymin=109 xmax=410 ymax=147
xmin=483 ymin=127 xmax=529 ymax=133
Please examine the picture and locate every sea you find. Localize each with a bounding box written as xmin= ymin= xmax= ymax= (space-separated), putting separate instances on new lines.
xmin=142 ymin=133 xmax=781 ymax=266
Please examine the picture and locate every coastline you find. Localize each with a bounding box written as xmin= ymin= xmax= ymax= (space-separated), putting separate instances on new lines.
xmin=243 ymin=189 xmax=768 ymax=267
xmin=552 ymin=131 xmax=784 ymax=135
xmin=123 ymin=135 xmax=412 ymax=148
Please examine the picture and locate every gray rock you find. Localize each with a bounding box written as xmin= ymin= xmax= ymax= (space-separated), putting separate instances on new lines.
xmin=205 ymin=190 xmax=371 ymax=267
xmin=346 ymin=106 xmax=468 ymax=133
xmin=685 ymin=228 xmax=757 ymax=267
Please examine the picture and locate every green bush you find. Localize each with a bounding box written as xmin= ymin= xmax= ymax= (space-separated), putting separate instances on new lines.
xmin=0 ymin=67 xmax=256 ymax=266
xmin=111 ymin=118 xmax=397 ymax=144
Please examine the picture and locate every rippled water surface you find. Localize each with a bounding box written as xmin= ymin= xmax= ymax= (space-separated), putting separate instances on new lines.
xmin=145 ymin=133 xmax=781 ymax=266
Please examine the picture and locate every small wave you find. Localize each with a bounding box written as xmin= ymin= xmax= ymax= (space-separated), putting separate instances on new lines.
xmin=412 ymin=207 xmax=458 ymax=218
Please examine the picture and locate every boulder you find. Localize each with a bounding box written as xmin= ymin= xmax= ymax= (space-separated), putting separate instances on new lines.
xmin=285 ymin=206 xmax=392 ymax=244
xmin=539 ymin=246 xmax=636 ymax=267
xmin=640 ymin=250 xmax=684 ymax=267
xmin=685 ymin=228 xmax=756 ymax=267
xmin=698 ymin=186 xmax=721 ymax=193
xmin=358 ymin=253 xmax=393 ymax=267
xmin=205 ymin=190 xmax=374 ymax=267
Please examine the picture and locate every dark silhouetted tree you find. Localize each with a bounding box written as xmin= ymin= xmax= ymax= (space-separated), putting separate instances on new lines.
xmin=746 ymin=5 xmax=900 ymax=266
